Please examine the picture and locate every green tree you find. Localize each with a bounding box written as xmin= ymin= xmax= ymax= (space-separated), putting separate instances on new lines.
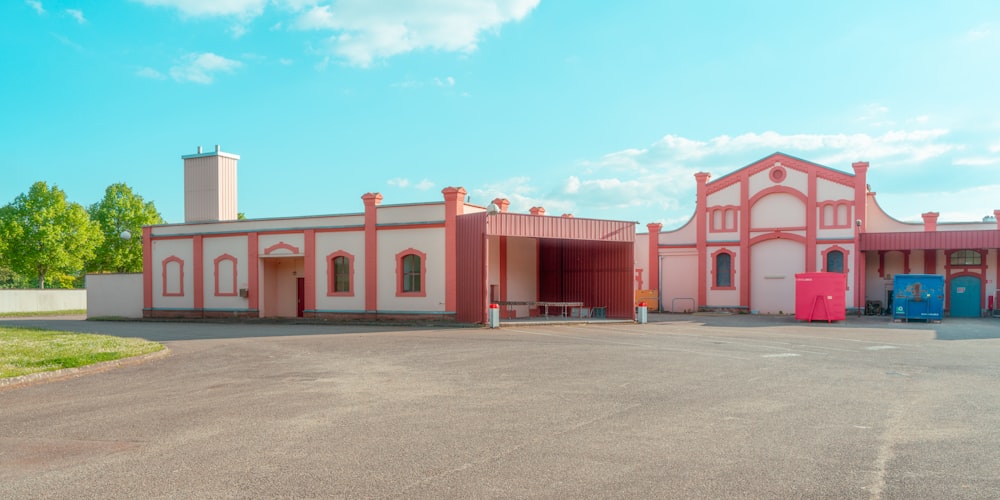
xmin=88 ymin=183 xmax=165 ymax=273
xmin=0 ymin=182 xmax=102 ymax=288
xmin=0 ymin=264 xmax=31 ymax=289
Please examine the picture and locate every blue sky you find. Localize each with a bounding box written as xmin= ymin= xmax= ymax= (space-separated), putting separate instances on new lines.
xmin=3 ymin=1 xmax=999 ymax=229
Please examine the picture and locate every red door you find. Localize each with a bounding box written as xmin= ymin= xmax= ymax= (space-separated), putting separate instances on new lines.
xmin=296 ymin=277 xmax=305 ymax=317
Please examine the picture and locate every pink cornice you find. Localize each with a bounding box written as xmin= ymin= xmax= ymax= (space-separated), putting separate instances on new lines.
xmin=706 ymin=175 xmax=739 ymax=195
xmin=816 ymin=169 xmax=856 ymax=188
xmin=264 ymin=241 xmax=300 ymax=255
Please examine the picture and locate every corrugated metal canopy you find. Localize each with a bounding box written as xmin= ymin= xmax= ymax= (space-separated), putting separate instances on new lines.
xmin=861 ymin=230 xmax=1000 ymax=251
xmin=466 ymin=212 xmax=635 ymax=242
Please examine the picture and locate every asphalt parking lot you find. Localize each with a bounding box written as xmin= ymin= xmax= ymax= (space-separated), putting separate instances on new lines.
xmin=2 ymin=314 xmax=1000 ymax=499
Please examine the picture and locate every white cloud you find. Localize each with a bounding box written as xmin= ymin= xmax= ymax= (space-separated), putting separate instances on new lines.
xmin=51 ymin=33 xmax=84 ymax=51
xmin=169 ymin=52 xmax=243 ymax=84
xmin=279 ymin=58 xmax=293 ymax=65
xmin=541 ymin=128 xmax=964 ymax=225
xmin=387 ymin=178 xmax=435 ymax=190
xmin=65 ymin=8 xmax=85 ymax=23
xmin=878 ymin=183 xmax=1000 ymax=222
xmin=964 ymin=24 xmax=996 ymax=42
xmin=858 ymin=103 xmax=889 ymax=122
xmin=469 ymin=176 xmax=573 ymax=215
xmin=134 ymin=0 xmax=265 ymax=36
xmin=136 ymin=67 xmax=166 ymax=79
xmin=953 ymin=157 xmax=999 ymax=166
xmin=131 ymin=0 xmax=266 ymax=18
xmin=291 ymin=0 xmax=540 ymax=67
xmin=621 ymin=129 xmax=956 ymax=168
xmin=131 ymin=0 xmax=538 ymax=67
xmin=26 ymin=0 xmax=44 ymax=15
xmin=990 ymin=143 xmax=1000 ymax=153
xmin=229 ymin=23 xmax=249 ymax=38
xmin=393 ymin=75 xmax=457 ymax=89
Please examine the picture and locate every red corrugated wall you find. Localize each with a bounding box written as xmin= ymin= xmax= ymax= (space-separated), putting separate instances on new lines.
xmin=538 ymin=239 xmax=635 ymax=319
xmin=456 ymin=213 xmax=487 ymax=323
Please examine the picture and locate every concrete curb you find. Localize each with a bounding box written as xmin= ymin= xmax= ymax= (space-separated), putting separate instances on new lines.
xmin=0 ymin=347 xmax=171 ymax=391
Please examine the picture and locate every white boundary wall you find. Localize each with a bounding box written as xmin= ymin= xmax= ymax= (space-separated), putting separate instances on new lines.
xmin=0 ymin=289 xmax=87 ymax=314
xmin=86 ymin=274 xmax=143 ymax=318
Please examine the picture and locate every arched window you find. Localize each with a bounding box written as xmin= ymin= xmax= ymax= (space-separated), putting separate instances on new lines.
xmin=333 ymin=256 xmax=350 ymax=292
xmin=950 ymin=249 xmax=982 ymax=266
xmin=712 ymin=249 xmax=735 ymax=289
xmin=395 ymin=248 xmax=427 ymax=297
xmin=213 ymin=254 xmax=237 ymax=296
xmin=709 ymin=206 xmax=738 ymax=232
xmin=162 ymin=256 xmax=184 ymax=297
xmin=326 ymin=251 xmax=355 ymax=296
xmin=402 ymin=254 xmax=421 ymax=292
xmin=826 ymin=250 xmax=844 ymax=273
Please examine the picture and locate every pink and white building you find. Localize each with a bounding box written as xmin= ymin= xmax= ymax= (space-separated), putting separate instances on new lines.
xmin=636 ymin=152 xmax=1000 ymax=317
xmin=139 ymin=147 xmax=636 ymax=322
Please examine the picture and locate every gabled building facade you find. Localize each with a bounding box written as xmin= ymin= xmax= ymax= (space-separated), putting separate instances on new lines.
xmin=636 ymin=152 xmax=1000 ymax=317
xmin=139 ymin=147 xmax=636 ymax=323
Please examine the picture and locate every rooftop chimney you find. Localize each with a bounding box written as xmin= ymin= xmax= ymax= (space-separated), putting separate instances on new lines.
xmin=182 ymin=145 xmax=240 ymax=223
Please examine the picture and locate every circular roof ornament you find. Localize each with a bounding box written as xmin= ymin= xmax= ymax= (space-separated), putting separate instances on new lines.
xmin=769 ymin=165 xmax=787 ymax=183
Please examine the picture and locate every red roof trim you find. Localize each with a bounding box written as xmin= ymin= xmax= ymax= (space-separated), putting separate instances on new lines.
xmin=861 ymin=230 xmax=1000 ymax=251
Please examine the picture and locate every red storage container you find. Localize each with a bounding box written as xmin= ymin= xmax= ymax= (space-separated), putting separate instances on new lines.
xmin=795 ymin=272 xmax=847 ymax=322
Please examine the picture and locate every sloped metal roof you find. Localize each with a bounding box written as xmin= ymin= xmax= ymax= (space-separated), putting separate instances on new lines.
xmin=861 ymin=230 xmax=1000 ymax=251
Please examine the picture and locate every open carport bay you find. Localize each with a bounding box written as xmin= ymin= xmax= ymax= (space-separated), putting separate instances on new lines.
xmin=2 ymin=315 xmax=1000 ymax=498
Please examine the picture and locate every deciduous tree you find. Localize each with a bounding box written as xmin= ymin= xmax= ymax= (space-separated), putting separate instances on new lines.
xmin=88 ymin=183 xmax=165 ymax=273
xmin=0 ymin=182 xmax=102 ymax=288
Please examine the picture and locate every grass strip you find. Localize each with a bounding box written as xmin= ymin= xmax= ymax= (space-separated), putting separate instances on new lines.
xmin=0 ymin=326 xmax=163 ymax=378
xmin=0 ymin=310 xmax=87 ymax=318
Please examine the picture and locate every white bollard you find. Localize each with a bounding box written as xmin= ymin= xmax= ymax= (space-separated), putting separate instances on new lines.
xmin=488 ymin=303 xmax=500 ymax=328
xmin=637 ymin=302 xmax=648 ymax=324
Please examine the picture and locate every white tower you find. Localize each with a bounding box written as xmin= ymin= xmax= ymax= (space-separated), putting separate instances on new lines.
xmin=182 ymin=145 xmax=239 ymax=223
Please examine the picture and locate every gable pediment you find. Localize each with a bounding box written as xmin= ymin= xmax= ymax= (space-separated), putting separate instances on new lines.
xmin=706 ymin=152 xmax=856 ymax=195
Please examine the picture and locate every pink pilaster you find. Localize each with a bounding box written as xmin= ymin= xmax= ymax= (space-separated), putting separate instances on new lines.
xmin=193 ymin=235 xmax=204 ymax=311
xmin=852 ymin=161 xmax=869 ymax=310
xmin=806 ymin=168 xmax=818 ymax=272
xmin=142 ymin=226 xmax=153 ymax=312
xmin=646 ymin=223 xmax=662 ymax=294
xmin=695 ymin=172 xmax=710 ymax=308
xmin=248 ymin=233 xmax=259 ymax=312
xmin=304 ymin=229 xmax=316 ymax=315
xmin=740 ymin=172 xmax=750 ymax=308
xmin=442 ymin=187 xmax=466 ymax=314
xmin=362 ymin=192 xmax=383 ymax=313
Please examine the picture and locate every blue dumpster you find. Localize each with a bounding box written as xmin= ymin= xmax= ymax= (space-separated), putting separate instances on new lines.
xmin=892 ymin=274 xmax=944 ymax=322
